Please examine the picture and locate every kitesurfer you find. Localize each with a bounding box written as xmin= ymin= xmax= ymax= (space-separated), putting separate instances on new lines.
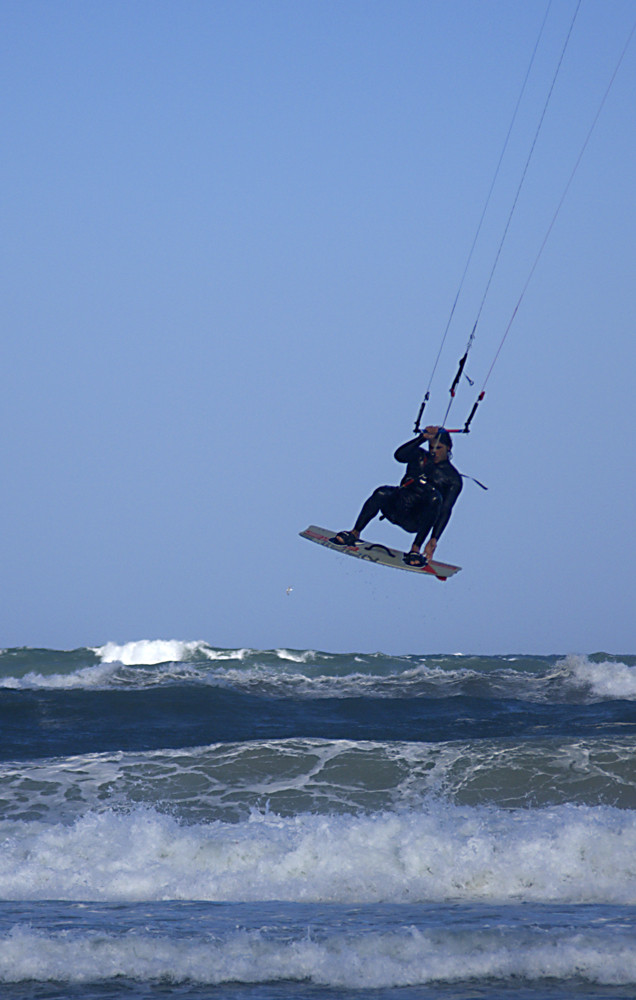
xmin=331 ymin=427 xmax=462 ymax=567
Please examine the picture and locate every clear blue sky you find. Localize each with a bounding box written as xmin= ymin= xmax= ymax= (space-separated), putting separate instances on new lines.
xmin=2 ymin=0 xmax=634 ymax=654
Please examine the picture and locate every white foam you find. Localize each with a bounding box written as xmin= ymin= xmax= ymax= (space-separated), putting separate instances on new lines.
xmin=564 ymin=654 xmax=636 ymax=700
xmin=1 ymin=922 xmax=636 ymax=987
xmin=275 ymin=649 xmax=320 ymax=663
xmin=94 ymin=639 xmax=207 ymax=665
xmin=0 ymin=661 xmax=122 ymax=690
xmin=199 ymin=647 xmax=252 ymax=661
xmin=1 ymin=802 xmax=635 ymax=905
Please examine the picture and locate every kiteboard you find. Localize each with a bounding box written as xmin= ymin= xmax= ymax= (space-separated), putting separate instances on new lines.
xmin=300 ymin=525 xmax=461 ymax=580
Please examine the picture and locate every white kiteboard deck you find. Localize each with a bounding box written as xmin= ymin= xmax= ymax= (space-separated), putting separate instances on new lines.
xmin=300 ymin=525 xmax=461 ymax=580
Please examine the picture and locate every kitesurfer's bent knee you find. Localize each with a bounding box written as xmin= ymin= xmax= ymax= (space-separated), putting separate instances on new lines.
xmin=353 ymin=486 xmax=399 ymax=533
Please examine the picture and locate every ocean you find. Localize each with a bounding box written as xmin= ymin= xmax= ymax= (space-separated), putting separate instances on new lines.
xmin=0 ymin=642 xmax=635 ymax=999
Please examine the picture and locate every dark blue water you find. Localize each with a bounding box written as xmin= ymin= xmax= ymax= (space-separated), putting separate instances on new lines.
xmin=2 ymin=687 xmax=636 ymax=760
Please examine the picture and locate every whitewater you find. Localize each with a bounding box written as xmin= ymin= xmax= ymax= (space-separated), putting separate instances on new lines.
xmin=0 ymin=640 xmax=635 ymax=999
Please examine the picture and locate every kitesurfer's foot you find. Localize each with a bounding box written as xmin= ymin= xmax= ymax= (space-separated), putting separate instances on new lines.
xmin=330 ymin=530 xmax=359 ymax=546
xmin=403 ymin=550 xmax=428 ymax=568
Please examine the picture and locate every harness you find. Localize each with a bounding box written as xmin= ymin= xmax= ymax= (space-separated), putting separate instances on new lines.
xmin=399 ymin=474 xmax=429 ymax=489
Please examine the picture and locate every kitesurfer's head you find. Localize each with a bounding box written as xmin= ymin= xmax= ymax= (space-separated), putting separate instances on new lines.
xmin=429 ymin=428 xmax=452 ymax=462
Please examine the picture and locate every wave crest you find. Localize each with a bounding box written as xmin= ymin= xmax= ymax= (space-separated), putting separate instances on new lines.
xmin=94 ymin=639 xmax=210 ymax=666
xmin=1 ymin=802 xmax=635 ymax=905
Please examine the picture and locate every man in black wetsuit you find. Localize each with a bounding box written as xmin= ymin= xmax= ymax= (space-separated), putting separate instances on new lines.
xmin=332 ymin=426 xmax=462 ymax=567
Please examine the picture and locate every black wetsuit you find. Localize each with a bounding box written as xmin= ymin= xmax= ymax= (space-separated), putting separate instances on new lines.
xmin=353 ymin=436 xmax=463 ymax=548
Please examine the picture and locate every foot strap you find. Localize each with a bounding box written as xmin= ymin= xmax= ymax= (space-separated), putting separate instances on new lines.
xmin=330 ymin=531 xmax=358 ymax=546
xmin=403 ymin=551 xmax=428 ymax=568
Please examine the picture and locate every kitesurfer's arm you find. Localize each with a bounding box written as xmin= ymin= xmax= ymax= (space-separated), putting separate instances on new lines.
xmin=430 ymin=473 xmax=463 ymax=543
xmin=393 ymin=436 xmax=424 ymax=463
xmin=412 ymin=467 xmax=462 ymax=558
xmin=394 ymin=427 xmax=439 ymax=463
xmin=411 ymin=531 xmax=438 ymax=562
xmin=423 ymin=537 xmax=438 ymax=562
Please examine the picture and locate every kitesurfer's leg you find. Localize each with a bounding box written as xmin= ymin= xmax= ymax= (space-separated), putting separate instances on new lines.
xmin=354 ymin=486 xmax=398 ymax=533
xmin=332 ymin=486 xmax=397 ymax=545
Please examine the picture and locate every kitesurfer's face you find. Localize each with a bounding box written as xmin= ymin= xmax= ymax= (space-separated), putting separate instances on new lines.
xmin=430 ymin=441 xmax=449 ymax=463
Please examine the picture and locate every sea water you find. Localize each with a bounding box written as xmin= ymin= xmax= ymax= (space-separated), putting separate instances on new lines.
xmin=0 ymin=643 xmax=635 ymax=998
